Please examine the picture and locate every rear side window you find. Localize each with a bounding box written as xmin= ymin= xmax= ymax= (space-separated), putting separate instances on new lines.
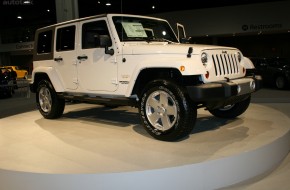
xmin=37 ymin=30 xmax=52 ymax=54
xmin=56 ymin=25 xmax=76 ymax=51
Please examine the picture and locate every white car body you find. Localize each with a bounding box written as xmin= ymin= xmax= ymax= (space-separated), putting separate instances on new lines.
xmin=30 ymin=13 xmax=262 ymax=141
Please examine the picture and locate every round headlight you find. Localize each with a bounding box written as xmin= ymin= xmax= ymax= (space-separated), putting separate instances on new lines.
xmin=201 ymin=52 xmax=208 ymax=65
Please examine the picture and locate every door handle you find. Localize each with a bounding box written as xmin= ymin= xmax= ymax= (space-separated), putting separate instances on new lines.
xmin=54 ymin=57 xmax=63 ymax=62
xmin=77 ymin=55 xmax=88 ymax=60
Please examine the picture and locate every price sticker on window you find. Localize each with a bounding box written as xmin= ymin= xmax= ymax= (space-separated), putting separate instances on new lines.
xmin=121 ymin=22 xmax=147 ymax=37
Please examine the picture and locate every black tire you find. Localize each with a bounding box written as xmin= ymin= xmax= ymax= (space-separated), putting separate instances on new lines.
xmin=275 ymin=76 xmax=286 ymax=89
xmin=208 ymin=96 xmax=251 ymax=119
xmin=6 ymin=86 xmax=13 ymax=98
xmin=36 ymin=80 xmax=65 ymax=119
xmin=139 ymin=79 xmax=197 ymax=141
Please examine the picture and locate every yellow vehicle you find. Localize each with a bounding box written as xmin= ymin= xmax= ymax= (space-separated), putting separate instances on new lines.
xmin=4 ymin=66 xmax=28 ymax=79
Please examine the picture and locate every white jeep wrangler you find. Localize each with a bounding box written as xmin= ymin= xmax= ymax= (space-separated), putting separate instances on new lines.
xmin=30 ymin=14 xmax=262 ymax=141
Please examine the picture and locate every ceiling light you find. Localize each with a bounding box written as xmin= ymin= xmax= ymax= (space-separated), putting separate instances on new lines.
xmin=23 ymin=0 xmax=32 ymax=4
xmin=17 ymin=16 xmax=22 ymax=19
xmin=105 ymin=1 xmax=111 ymax=6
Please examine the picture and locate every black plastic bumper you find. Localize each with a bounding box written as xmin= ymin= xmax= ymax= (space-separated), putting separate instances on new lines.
xmin=29 ymin=83 xmax=35 ymax=93
xmin=187 ymin=75 xmax=262 ymax=102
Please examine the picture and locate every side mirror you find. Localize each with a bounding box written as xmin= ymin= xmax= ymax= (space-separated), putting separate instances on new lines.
xmin=99 ymin=35 xmax=114 ymax=55
xmin=177 ymin=23 xmax=187 ymax=43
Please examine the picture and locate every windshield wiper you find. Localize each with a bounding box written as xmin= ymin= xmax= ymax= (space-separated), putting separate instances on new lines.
xmin=145 ymin=36 xmax=174 ymax=44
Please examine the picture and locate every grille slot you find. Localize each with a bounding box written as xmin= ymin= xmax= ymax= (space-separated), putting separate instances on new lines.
xmin=212 ymin=53 xmax=239 ymax=76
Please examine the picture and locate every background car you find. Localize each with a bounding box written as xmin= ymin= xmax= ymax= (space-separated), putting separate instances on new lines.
xmin=3 ymin=66 xmax=28 ymax=79
xmin=0 ymin=67 xmax=15 ymax=97
xmin=249 ymin=57 xmax=290 ymax=89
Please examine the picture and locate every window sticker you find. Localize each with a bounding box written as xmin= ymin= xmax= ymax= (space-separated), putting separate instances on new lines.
xmin=121 ymin=22 xmax=147 ymax=37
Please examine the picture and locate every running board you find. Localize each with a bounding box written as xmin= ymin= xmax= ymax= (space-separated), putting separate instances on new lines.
xmin=58 ymin=93 xmax=138 ymax=107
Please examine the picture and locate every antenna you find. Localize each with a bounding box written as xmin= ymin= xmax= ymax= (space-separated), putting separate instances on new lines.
xmin=121 ymin=0 xmax=123 ymax=14
xmin=121 ymin=0 xmax=124 ymax=59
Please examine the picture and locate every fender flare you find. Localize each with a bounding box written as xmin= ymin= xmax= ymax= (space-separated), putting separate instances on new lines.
xmin=243 ymin=57 xmax=255 ymax=69
xmin=31 ymin=67 xmax=64 ymax=92
xmin=124 ymin=57 xmax=207 ymax=97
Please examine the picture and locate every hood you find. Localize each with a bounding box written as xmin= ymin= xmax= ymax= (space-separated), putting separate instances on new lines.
xmin=121 ymin=42 xmax=238 ymax=55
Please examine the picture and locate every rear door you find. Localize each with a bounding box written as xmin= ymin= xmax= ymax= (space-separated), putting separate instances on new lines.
xmin=54 ymin=24 xmax=78 ymax=90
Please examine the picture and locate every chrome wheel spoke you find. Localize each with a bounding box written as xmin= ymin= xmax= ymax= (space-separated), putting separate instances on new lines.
xmin=160 ymin=115 xmax=171 ymax=130
xmin=148 ymin=112 xmax=161 ymax=125
xmin=159 ymin=92 xmax=169 ymax=107
xmin=166 ymin=105 xmax=177 ymax=115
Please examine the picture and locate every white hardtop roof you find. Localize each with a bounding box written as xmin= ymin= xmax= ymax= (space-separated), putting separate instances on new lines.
xmin=37 ymin=13 xmax=167 ymax=31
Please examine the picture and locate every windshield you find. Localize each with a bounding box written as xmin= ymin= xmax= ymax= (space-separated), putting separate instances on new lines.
xmin=112 ymin=16 xmax=179 ymax=43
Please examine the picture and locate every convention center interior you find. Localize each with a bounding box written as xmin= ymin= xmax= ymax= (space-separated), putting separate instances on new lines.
xmin=0 ymin=0 xmax=289 ymax=190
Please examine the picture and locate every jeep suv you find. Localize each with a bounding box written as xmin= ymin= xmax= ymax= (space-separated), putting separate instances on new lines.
xmin=249 ymin=57 xmax=289 ymax=89
xmin=30 ymin=14 xmax=262 ymax=141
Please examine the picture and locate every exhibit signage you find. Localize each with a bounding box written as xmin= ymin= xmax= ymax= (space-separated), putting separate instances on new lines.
xmin=0 ymin=42 xmax=34 ymax=52
xmin=242 ymin=23 xmax=283 ymax=32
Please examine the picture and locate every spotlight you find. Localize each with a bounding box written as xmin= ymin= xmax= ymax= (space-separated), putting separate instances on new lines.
xmin=106 ymin=1 xmax=111 ymax=6
xmin=23 ymin=0 xmax=32 ymax=4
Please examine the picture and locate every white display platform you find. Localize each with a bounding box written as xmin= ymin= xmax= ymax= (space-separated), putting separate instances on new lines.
xmin=0 ymin=103 xmax=289 ymax=190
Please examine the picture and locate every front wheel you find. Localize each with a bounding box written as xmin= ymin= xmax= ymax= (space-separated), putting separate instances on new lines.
xmin=208 ymin=96 xmax=251 ymax=119
xmin=139 ymin=80 xmax=197 ymax=141
xmin=36 ymin=80 xmax=65 ymax=119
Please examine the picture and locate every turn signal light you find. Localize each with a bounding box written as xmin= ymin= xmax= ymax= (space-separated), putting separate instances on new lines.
xmin=205 ymin=71 xmax=209 ymax=79
xmin=180 ymin=66 xmax=185 ymax=71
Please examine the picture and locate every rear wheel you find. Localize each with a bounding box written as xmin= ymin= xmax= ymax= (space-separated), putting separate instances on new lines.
xmin=275 ymin=76 xmax=286 ymax=89
xmin=208 ymin=96 xmax=251 ymax=119
xmin=139 ymin=79 xmax=196 ymax=141
xmin=36 ymin=80 xmax=65 ymax=119
xmin=6 ymin=86 xmax=13 ymax=98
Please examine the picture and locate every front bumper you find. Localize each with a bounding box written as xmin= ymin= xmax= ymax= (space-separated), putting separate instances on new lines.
xmin=187 ymin=75 xmax=262 ymax=102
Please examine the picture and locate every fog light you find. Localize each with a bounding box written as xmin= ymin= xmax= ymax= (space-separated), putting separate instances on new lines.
xmin=237 ymin=85 xmax=241 ymax=94
xmin=250 ymin=81 xmax=256 ymax=90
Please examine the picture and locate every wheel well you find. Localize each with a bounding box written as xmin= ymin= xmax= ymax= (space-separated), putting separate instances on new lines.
xmin=31 ymin=73 xmax=50 ymax=92
xmin=274 ymin=73 xmax=285 ymax=79
xmin=132 ymin=68 xmax=200 ymax=97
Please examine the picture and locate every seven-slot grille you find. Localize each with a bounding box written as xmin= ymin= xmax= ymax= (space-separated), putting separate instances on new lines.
xmin=211 ymin=52 xmax=240 ymax=76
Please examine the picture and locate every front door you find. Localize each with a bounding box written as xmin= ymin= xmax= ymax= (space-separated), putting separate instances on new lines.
xmin=77 ymin=19 xmax=118 ymax=92
xmin=54 ymin=24 xmax=78 ymax=90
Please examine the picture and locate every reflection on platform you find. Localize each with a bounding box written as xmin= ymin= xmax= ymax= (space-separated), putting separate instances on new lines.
xmin=0 ymin=103 xmax=289 ymax=190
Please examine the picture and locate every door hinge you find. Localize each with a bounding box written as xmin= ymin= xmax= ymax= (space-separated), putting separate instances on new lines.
xmin=111 ymin=78 xmax=118 ymax=85
xmin=73 ymin=78 xmax=78 ymax=84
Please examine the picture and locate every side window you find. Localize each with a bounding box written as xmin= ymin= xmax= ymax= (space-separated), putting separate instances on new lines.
xmin=82 ymin=20 xmax=111 ymax=49
xmin=37 ymin=30 xmax=52 ymax=54
xmin=56 ymin=25 xmax=76 ymax=51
